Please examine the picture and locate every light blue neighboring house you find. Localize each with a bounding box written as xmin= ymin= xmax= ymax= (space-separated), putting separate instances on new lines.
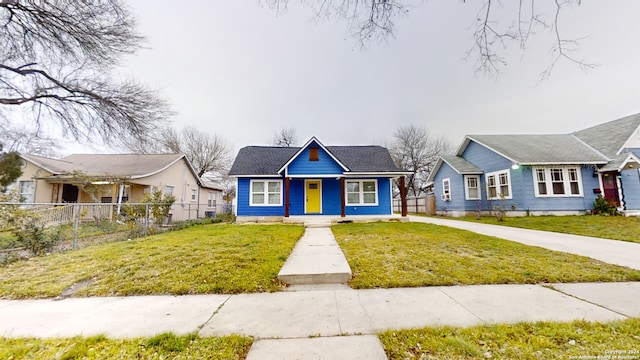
xmin=229 ymin=137 xmax=410 ymax=222
xmin=428 ymin=113 xmax=640 ymax=216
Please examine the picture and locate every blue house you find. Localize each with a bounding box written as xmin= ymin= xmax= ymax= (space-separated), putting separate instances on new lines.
xmin=229 ymin=137 xmax=410 ymax=222
xmin=428 ymin=114 xmax=640 ymax=216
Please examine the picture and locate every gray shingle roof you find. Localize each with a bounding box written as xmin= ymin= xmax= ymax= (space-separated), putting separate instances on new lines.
xmin=22 ymin=153 xmax=186 ymax=178
xmin=440 ymin=155 xmax=483 ymax=174
xmin=464 ymin=134 xmax=608 ymax=164
xmin=573 ymin=113 xmax=640 ymax=157
xmin=228 ymin=145 xmax=403 ymax=176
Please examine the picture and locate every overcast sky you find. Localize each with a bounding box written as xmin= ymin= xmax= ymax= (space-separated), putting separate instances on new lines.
xmin=70 ymin=1 xmax=640 ymax=154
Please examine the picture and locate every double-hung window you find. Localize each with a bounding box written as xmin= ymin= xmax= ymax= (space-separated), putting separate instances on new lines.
xmin=486 ymin=170 xmax=511 ymax=199
xmin=464 ymin=175 xmax=480 ymax=200
xmin=346 ymin=180 xmax=378 ymax=205
xmin=442 ymin=178 xmax=451 ymax=201
xmin=19 ymin=181 xmax=35 ymax=203
xmin=207 ymin=192 xmax=216 ymax=208
xmin=533 ymin=167 xmax=582 ymax=197
xmin=250 ymin=180 xmax=282 ymax=206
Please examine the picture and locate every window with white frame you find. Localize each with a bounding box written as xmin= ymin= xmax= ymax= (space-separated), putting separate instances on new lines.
xmin=346 ymin=180 xmax=378 ymax=205
xmin=191 ymin=188 xmax=197 ymax=201
xmin=165 ymin=185 xmax=174 ymax=196
xmin=250 ymin=180 xmax=282 ymax=206
xmin=19 ymin=181 xmax=35 ymax=203
xmin=442 ymin=178 xmax=451 ymax=201
xmin=533 ymin=167 xmax=583 ymax=197
xmin=486 ymin=170 xmax=511 ymax=199
xmin=207 ymin=192 xmax=216 ymax=208
xmin=464 ymin=175 xmax=480 ymax=200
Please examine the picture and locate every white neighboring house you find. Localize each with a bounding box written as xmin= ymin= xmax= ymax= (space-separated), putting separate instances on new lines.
xmin=11 ymin=153 xmax=223 ymax=221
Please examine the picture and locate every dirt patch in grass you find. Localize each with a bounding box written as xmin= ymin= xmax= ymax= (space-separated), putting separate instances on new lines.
xmin=379 ymin=318 xmax=640 ymax=359
xmin=332 ymin=222 xmax=640 ymax=289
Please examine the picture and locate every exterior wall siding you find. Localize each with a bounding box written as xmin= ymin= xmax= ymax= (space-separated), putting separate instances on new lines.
xmin=287 ymin=146 xmax=344 ymax=175
xmin=433 ymin=141 xmax=603 ymax=215
xmin=621 ymin=169 xmax=640 ymax=210
xmin=236 ymin=177 xmax=285 ymax=216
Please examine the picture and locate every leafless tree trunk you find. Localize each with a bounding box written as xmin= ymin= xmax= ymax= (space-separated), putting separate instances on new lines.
xmin=271 ymin=127 xmax=299 ymax=147
xmin=389 ymin=125 xmax=452 ymax=197
xmin=264 ymin=0 xmax=595 ymax=77
xmin=0 ymin=1 xmax=171 ymax=147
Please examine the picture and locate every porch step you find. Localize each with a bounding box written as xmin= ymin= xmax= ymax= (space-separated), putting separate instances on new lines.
xmin=278 ymin=227 xmax=352 ymax=285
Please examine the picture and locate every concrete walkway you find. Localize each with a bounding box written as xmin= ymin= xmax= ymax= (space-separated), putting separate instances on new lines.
xmin=410 ymin=216 xmax=640 ymax=270
xmin=2 ymin=221 xmax=640 ymax=359
xmin=278 ymin=227 xmax=352 ymax=285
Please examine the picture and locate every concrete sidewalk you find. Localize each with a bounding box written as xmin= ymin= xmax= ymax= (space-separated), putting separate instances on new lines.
xmin=1 ymin=283 xmax=639 ymax=357
xmin=2 ymin=221 xmax=640 ymax=359
xmin=410 ymin=216 xmax=640 ymax=270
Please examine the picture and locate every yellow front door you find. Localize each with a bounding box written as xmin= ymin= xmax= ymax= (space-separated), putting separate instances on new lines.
xmin=306 ymin=180 xmax=321 ymax=213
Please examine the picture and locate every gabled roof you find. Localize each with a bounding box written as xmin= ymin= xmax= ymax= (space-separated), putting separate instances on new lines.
xmin=228 ymin=139 xmax=405 ymax=176
xmin=20 ymin=153 xmax=211 ymax=188
xmin=459 ymin=134 xmax=609 ymax=165
xmin=427 ymin=155 xmax=482 ymax=182
xmin=277 ymin=137 xmax=349 ymax=174
xmin=599 ymin=152 xmax=640 ymax=172
xmin=573 ymin=113 xmax=640 ymax=157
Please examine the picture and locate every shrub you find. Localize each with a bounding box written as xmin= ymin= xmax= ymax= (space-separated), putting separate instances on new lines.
xmin=13 ymin=222 xmax=62 ymax=256
xmin=592 ymin=195 xmax=619 ymax=216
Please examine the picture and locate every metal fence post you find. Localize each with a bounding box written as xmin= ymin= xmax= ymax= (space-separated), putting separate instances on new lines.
xmin=72 ymin=204 xmax=80 ymax=249
xmin=144 ymin=203 xmax=149 ymax=237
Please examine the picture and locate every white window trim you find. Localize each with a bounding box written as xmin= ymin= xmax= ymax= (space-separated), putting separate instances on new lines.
xmin=532 ymin=166 xmax=584 ymax=197
xmin=345 ymin=179 xmax=379 ymax=206
xmin=207 ymin=192 xmax=216 ymax=208
xmin=19 ymin=180 xmax=35 ymax=203
xmin=249 ymin=179 xmax=283 ymax=206
xmin=442 ymin=178 xmax=451 ymax=201
xmin=191 ymin=188 xmax=197 ymax=202
xmin=485 ymin=169 xmax=512 ymax=200
xmin=464 ymin=175 xmax=481 ymax=200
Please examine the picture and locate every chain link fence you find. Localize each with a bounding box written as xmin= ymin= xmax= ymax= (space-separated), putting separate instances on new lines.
xmin=0 ymin=202 xmax=234 ymax=262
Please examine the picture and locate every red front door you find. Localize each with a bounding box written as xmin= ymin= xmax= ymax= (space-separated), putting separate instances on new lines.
xmin=601 ymin=172 xmax=620 ymax=206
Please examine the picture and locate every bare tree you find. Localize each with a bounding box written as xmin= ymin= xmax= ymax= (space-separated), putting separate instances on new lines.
xmin=271 ymin=127 xmax=298 ymax=147
xmin=0 ymin=1 xmax=171 ymax=147
xmin=0 ymin=123 xmax=61 ymax=157
xmin=389 ymin=125 xmax=452 ymax=197
xmin=264 ymin=0 xmax=594 ymax=77
xmin=152 ymin=127 xmax=233 ymax=180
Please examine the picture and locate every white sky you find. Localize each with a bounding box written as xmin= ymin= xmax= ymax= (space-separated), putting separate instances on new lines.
xmin=71 ymin=1 xmax=640 ymax=154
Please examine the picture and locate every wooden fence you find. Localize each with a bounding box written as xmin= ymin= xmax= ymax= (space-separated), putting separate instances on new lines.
xmin=393 ymin=195 xmax=436 ymax=215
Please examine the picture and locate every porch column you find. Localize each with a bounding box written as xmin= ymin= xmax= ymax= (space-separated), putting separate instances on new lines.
xmin=400 ymin=176 xmax=408 ymax=217
xmin=284 ymin=177 xmax=290 ymax=217
xmin=340 ymin=177 xmax=346 ymax=217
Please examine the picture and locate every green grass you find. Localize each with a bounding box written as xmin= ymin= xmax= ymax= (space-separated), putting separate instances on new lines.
xmin=0 ymin=333 xmax=252 ymax=360
xmin=454 ymin=215 xmax=640 ymax=243
xmin=332 ymin=222 xmax=640 ymax=289
xmin=379 ymin=318 xmax=640 ymax=359
xmin=0 ymin=224 xmax=304 ymax=299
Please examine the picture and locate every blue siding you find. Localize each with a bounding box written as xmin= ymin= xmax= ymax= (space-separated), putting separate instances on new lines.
xmin=432 ymin=163 xmax=466 ymax=212
xmin=432 ymin=140 xmax=603 ymax=214
xmin=287 ymin=145 xmax=344 ymax=175
xmin=238 ymin=176 xmax=393 ymax=216
xmin=344 ymin=178 xmax=393 ymax=215
xmin=621 ymin=169 xmax=640 ymax=210
xmin=236 ymin=177 xmax=285 ymax=216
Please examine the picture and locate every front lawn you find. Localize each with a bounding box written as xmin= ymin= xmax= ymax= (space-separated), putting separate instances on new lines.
xmin=454 ymin=215 xmax=640 ymax=243
xmin=0 ymin=224 xmax=304 ymax=299
xmin=0 ymin=333 xmax=252 ymax=360
xmin=379 ymin=318 xmax=640 ymax=359
xmin=332 ymin=222 xmax=640 ymax=289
